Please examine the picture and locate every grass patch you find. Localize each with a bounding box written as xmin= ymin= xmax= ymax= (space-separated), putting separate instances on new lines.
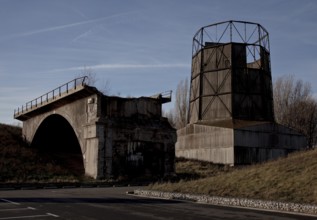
xmin=172 ymin=157 xmax=233 ymax=180
xmin=150 ymin=150 xmax=317 ymax=205
xmin=0 ymin=123 xmax=82 ymax=183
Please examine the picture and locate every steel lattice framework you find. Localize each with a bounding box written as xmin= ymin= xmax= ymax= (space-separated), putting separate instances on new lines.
xmin=192 ymin=20 xmax=270 ymax=56
xmin=189 ymin=20 xmax=274 ymax=125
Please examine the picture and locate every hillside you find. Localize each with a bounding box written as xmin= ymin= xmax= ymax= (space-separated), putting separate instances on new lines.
xmin=0 ymin=123 xmax=80 ymax=183
xmin=151 ymin=149 xmax=317 ymax=205
xmin=2 ymin=123 xmax=317 ymax=205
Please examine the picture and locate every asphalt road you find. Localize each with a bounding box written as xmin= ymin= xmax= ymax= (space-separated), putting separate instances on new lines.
xmin=0 ymin=187 xmax=315 ymax=220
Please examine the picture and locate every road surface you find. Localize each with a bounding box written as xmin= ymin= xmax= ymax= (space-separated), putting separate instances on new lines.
xmin=0 ymin=187 xmax=314 ymax=219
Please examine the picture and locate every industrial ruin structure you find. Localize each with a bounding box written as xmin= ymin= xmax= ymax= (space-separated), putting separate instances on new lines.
xmin=176 ymin=20 xmax=306 ymax=164
xmin=14 ymin=78 xmax=176 ymax=179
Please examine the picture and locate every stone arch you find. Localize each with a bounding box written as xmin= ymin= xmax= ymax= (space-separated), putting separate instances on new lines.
xmin=31 ymin=114 xmax=85 ymax=176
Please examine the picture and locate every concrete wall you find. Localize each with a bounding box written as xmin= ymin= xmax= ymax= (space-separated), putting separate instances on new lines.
xmin=234 ymin=123 xmax=307 ymax=164
xmin=175 ymin=121 xmax=307 ymax=166
xmin=100 ymin=96 xmax=176 ymax=178
xmin=103 ymin=120 xmax=175 ymax=178
xmin=103 ymin=96 xmax=162 ymax=118
xmin=176 ymin=124 xmax=234 ymax=164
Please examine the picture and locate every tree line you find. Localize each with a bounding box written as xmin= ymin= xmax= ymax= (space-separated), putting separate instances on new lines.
xmin=167 ymin=75 xmax=317 ymax=148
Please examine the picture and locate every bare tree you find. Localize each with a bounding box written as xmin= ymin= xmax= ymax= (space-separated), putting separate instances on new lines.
xmin=273 ymin=75 xmax=317 ymax=148
xmin=291 ymin=98 xmax=317 ymax=148
xmin=174 ymin=78 xmax=189 ymax=129
xmin=77 ymin=66 xmax=111 ymax=95
xmin=162 ymin=109 xmax=176 ymax=128
xmin=80 ymin=66 xmax=97 ymax=86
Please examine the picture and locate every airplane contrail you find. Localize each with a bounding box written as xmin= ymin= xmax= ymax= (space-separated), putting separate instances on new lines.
xmin=5 ymin=11 xmax=136 ymax=39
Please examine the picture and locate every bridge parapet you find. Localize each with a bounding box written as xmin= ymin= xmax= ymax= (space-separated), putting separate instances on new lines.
xmin=14 ymin=76 xmax=88 ymax=120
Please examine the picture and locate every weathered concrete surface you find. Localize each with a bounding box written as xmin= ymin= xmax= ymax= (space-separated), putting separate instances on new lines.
xmin=176 ymin=121 xmax=307 ymax=165
xmin=176 ymin=124 xmax=234 ymax=165
xmin=234 ymin=122 xmax=307 ymax=164
xmin=100 ymin=95 xmax=176 ymax=178
xmin=16 ymin=85 xmax=176 ymax=179
xmin=22 ymin=89 xmax=100 ymax=177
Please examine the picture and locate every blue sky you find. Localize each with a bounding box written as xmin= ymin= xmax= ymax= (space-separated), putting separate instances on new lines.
xmin=1 ymin=0 xmax=317 ymax=124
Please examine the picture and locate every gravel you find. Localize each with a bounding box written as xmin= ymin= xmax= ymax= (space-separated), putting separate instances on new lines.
xmin=133 ymin=189 xmax=317 ymax=216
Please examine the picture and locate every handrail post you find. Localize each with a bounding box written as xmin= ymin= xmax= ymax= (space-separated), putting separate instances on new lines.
xmin=14 ymin=76 xmax=90 ymax=118
xmin=82 ymin=76 xmax=86 ymax=85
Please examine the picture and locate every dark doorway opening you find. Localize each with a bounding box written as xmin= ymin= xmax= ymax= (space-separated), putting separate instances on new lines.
xmin=32 ymin=114 xmax=84 ymax=176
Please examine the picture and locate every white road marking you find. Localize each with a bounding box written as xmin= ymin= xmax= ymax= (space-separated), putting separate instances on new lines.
xmin=0 ymin=214 xmax=57 ymax=219
xmin=27 ymin=207 xmax=36 ymax=210
xmin=0 ymin=208 xmax=33 ymax=212
xmin=47 ymin=213 xmax=59 ymax=217
xmin=0 ymin=199 xmax=59 ymax=218
xmin=0 ymin=199 xmax=20 ymax=205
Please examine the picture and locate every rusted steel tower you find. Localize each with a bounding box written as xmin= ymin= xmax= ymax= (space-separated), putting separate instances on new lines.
xmin=176 ymin=21 xmax=306 ymax=165
xmin=189 ymin=20 xmax=274 ymax=126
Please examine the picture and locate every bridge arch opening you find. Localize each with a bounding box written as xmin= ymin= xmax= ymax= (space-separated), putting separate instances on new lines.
xmin=31 ymin=114 xmax=84 ymax=176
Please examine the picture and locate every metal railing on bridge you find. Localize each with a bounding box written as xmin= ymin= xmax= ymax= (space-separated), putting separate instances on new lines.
xmin=14 ymin=76 xmax=88 ymax=117
xmin=150 ymin=90 xmax=172 ymax=103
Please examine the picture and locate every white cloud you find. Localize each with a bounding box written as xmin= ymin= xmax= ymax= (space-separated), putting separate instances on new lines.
xmin=48 ymin=63 xmax=189 ymax=73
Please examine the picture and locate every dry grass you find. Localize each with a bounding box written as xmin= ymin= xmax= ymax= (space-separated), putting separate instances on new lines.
xmin=0 ymin=123 xmax=81 ymax=183
xmin=150 ymin=150 xmax=317 ymax=205
xmin=173 ymin=157 xmax=233 ymax=180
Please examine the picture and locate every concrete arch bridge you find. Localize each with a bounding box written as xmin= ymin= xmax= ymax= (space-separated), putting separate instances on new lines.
xmin=14 ymin=77 xmax=176 ymax=179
